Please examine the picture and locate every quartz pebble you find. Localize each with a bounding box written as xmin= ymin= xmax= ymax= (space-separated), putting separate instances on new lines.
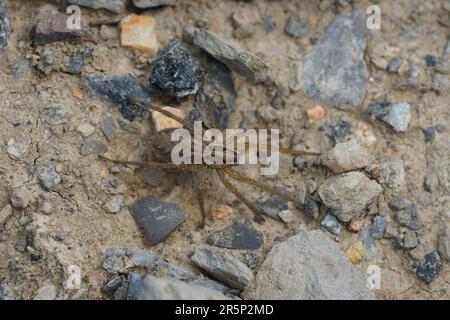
xmin=120 ymin=14 xmax=158 ymax=55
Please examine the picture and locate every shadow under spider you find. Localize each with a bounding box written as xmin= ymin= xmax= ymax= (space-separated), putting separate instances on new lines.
xmin=100 ymin=100 xmax=320 ymax=228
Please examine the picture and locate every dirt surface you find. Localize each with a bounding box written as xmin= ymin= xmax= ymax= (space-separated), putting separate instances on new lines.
xmin=0 ymin=0 xmax=449 ymax=300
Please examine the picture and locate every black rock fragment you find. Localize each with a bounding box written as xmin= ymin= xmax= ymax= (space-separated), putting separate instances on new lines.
xmin=207 ymin=223 xmax=263 ymax=250
xmin=130 ymin=197 xmax=187 ymax=246
xmin=149 ymin=38 xmax=202 ymax=98
xmin=416 ymin=251 xmax=443 ymax=284
xmin=84 ymin=73 xmax=153 ymax=121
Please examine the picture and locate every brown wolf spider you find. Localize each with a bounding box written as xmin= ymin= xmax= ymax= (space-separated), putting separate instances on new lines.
xmin=101 ymin=99 xmax=319 ymax=228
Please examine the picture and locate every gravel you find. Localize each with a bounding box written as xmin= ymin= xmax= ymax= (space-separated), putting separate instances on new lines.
xmin=302 ymin=11 xmax=368 ymax=111
xmin=38 ymin=166 xmax=62 ymax=191
xmin=367 ymin=102 xmax=412 ymax=133
xmin=243 ymin=228 xmax=374 ymax=299
xmin=320 ymin=214 xmax=341 ymax=237
xmin=285 ymin=15 xmax=308 ymax=38
xmin=396 ymin=205 xmax=422 ymax=230
xmin=318 ymin=171 xmax=382 ymax=222
xmin=191 ymin=246 xmax=254 ymax=290
xmin=369 ymin=215 xmax=387 ymax=239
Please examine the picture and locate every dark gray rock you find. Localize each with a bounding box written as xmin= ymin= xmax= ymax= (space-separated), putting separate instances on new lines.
xmin=191 ymin=246 xmax=254 ymax=290
xmin=388 ymin=197 xmax=407 ymax=210
xmin=319 ymin=122 xmax=352 ymax=145
xmin=126 ymin=272 xmax=144 ymax=300
xmin=302 ymin=12 xmax=368 ymax=111
xmin=207 ymin=223 xmax=263 ymax=250
xmin=101 ymin=115 xmax=117 ymax=141
xmin=149 ymin=39 xmax=202 ymax=98
xmin=0 ymin=0 xmax=10 ymax=51
xmin=140 ymin=169 xmax=164 ymax=187
xmin=84 ymin=74 xmax=153 ymax=121
xmin=64 ymin=48 xmax=93 ymax=74
xmin=285 ymin=15 xmax=308 ymax=38
xmin=193 ymin=28 xmax=269 ymax=83
xmin=191 ymin=55 xmax=236 ymax=129
xmin=367 ymin=102 xmax=411 ymax=133
xmin=101 ymin=246 xmax=159 ymax=272
xmin=67 ymin=0 xmax=126 ymax=13
xmin=39 ymin=166 xmax=61 ymax=190
xmin=81 ymin=139 xmax=108 ymax=156
xmin=396 ymin=205 xmax=422 ymax=230
xmin=130 ymin=197 xmax=186 ymax=245
xmin=320 ymin=214 xmax=341 ymax=236
xmin=388 ymin=58 xmax=402 ymax=73
xmin=262 ymin=15 xmax=276 ymax=34
xmin=303 ymin=195 xmax=320 ymax=219
xmin=255 ymin=192 xmax=289 ymax=220
xmin=370 ymin=215 xmax=387 ymax=239
xmin=416 ymin=251 xmax=443 ymax=284
xmin=35 ymin=14 xmax=83 ymax=45
xmin=132 ymin=0 xmax=179 ymax=8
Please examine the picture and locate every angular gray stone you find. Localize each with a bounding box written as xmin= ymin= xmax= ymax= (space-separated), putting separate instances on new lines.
xmin=243 ymin=228 xmax=375 ymax=300
xmin=39 ymin=166 xmax=62 ymax=191
xmin=322 ymin=139 xmax=372 ymax=173
xmin=193 ymin=28 xmax=269 ymax=83
xmin=10 ymin=189 xmax=33 ymax=209
xmin=136 ymin=275 xmax=229 ymax=300
xmin=0 ymin=0 xmax=10 ymax=51
xmin=396 ymin=205 xmax=422 ymax=231
xmin=67 ymin=0 xmax=126 ymax=13
xmin=302 ymin=12 xmax=368 ymax=111
xmin=285 ymin=15 xmax=308 ymax=38
xmin=367 ymin=160 xmax=406 ymax=191
xmin=101 ymin=115 xmax=117 ymax=141
xmin=318 ymin=172 xmax=382 ymax=222
xmin=84 ymin=74 xmax=153 ymax=121
xmin=132 ymin=0 xmax=179 ymax=9
xmin=81 ymin=139 xmax=108 ymax=156
xmin=438 ymin=224 xmax=450 ymax=261
xmin=367 ymin=102 xmax=411 ymax=133
xmin=369 ymin=215 xmax=387 ymax=239
xmin=207 ymin=223 xmax=263 ymax=250
xmin=130 ymin=197 xmax=186 ymax=246
xmin=320 ymin=214 xmax=341 ymax=236
xmin=191 ymin=246 xmax=254 ymax=290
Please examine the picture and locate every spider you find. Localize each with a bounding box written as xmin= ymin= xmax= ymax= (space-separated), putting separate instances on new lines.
xmin=101 ymin=99 xmax=319 ymax=228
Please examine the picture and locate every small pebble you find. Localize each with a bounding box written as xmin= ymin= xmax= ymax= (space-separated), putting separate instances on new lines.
xmin=320 ymin=214 xmax=341 ymax=236
xmin=103 ymin=195 xmax=124 ymax=214
xmin=39 ymin=166 xmax=62 ymax=191
xmin=416 ymin=251 xmax=443 ymax=284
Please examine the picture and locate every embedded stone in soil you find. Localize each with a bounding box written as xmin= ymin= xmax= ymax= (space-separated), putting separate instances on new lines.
xmin=84 ymin=73 xmax=153 ymax=121
xmin=207 ymin=223 xmax=263 ymax=250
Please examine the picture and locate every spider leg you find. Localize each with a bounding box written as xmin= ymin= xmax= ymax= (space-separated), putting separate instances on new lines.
xmin=129 ymin=98 xmax=195 ymax=132
xmin=223 ymin=167 xmax=299 ymax=205
xmin=99 ymin=155 xmax=204 ymax=170
xmin=216 ymin=168 xmax=265 ymax=224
